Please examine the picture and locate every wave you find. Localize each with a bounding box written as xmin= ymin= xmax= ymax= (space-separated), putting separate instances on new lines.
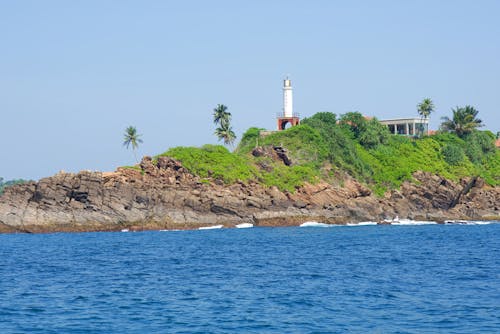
xmin=390 ymin=219 xmax=437 ymax=226
xmin=445 ymin=220 xmax=495 ymax=225
xmin=299 ymin=222 xmax=332 ymax=227
xmin=198 ymin=225 xmax=224 ymax=230
xmin=235 ymin=223 xmax=253 ymax=229
xmin=346 ymin=221 xmax=378 ymax=226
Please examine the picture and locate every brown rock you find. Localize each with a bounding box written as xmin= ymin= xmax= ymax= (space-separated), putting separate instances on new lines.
xmin=1 ymin=159 xmax=499 ymax=233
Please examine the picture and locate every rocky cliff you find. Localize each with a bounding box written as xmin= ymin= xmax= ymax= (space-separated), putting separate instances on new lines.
xmin=1 ymin=156 xmax=499 ymax=233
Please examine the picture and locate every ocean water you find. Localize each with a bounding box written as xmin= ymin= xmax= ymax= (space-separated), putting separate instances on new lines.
xmin=1 ymin=223 xmax=499 ymax=333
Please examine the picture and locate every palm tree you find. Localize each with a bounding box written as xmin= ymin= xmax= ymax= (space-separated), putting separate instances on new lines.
xmin=123 ymin=126 xmax=143 ymax=162
xmin=213 ymin=104 xmax=230 ymax=126
xmin=417 ymin=98 xmax=434 ymax=136
xmin=440 ymin=105 xmax=483 ymax=138
xmin=213 ymin=104 xmax=236 ymax=146
xmin=215 ymin=122 xmax=236 ymax=146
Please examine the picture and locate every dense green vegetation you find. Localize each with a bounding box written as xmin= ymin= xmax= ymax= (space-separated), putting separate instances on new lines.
xmin=152 ymin=110 xmax=499 ymax=195
xmin=0 ymin=178 xmax=30 ymax=195
xmin=159 ymin=145 xmax=257 ymax=184
xmin=158 ymin=144 xmax=319 ymax=192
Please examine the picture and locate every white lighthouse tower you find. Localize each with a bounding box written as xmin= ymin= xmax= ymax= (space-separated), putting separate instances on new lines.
xmin=277 ymin=77 xmax=300 ymax=130
xmin=283 ymin=78 xmax=293 ymax=117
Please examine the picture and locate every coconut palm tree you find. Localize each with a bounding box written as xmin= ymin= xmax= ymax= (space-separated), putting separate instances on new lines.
xmin=417 ymin=98 xmax=434 ymax=136
xmin=213 ymin=104 xmax=236 ymax=146
xmin=215 ymin=122 xmax=236 ymax=146
xmin=123 ymin=126 xmax=143 ymax=162
xmin=213 ymin=104 xmax=230 ymax=126
xmin=440 ymin=105 xmax=483 ymax=138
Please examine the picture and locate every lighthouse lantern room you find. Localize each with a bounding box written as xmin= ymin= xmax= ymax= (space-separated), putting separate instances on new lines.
xmin=277 ymin=78 xmax=300 ymax=130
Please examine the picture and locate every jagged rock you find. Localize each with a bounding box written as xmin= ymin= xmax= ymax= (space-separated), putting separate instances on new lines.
xmin=252 ymin=146 xmax=292 ymax=166
xmin=0 ymin=159 xmax=499 ymax=233
xmin=251 ymin=147 xmax=266 ymax=157
xmin=157 ymin=156 xmax=184 ymax=171
xmin=273 ymin=146 xmax=292 ymax=166
xmin=140 ymin=156 xmax=156 ymax=175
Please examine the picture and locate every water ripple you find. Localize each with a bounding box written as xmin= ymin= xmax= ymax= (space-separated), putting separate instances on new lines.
xmin=0 ymin=223 xmax=499 ymax=333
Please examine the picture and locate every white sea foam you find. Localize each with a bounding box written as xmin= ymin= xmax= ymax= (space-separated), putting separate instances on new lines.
xmin=235 ymin=223 xmax=253 ymax=229
xmin=198 ymin=225 xmax=224 ymax=230
xmin=391 ymin=219 xmax=437 ymax=226
xmin=121 ymin=229 xmax=129 ymax=232
xmin=346 ymin=221 xmax=378 ymax=226
xmin=445 ymin=220 xmax=493 ymax=225
xmin=468 ymin=221 xmax=493 ymax=225
xmin=299 ymin=221 xmax=332 ymax=227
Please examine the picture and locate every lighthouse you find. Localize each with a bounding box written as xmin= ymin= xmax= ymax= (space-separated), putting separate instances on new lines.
xmin=277 ymin=78 xmax=300 ymax=130
xmin=283 ymin=78 xmax=293 ymax=117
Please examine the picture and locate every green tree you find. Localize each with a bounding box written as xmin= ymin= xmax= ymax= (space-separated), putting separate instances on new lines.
xmin=215 ymin=122 xmax=236 ymax=146
xmin=123 ymin=126 xmax=143 ymax=162
xmin=417 ymin=98 xmax=434 ymax=136
xmin=213 ymin=104 xmax=236 ymax=146
xmin=307 ymin=112 xmax=337 ymax=126
xmin=339 ymin=112 xmax=368 ymax=139
xmin=213 ymin=104 xmax=230 ymax=126
xmin=302 ymin=112 xmax=372 ymax=178
xmin=359 ymin=118 xmax=391 ymax=149
xmin=440 ymin=105 xmax=483 ymax=138
xmin=236 ymin=127 xmax=265 ymax=153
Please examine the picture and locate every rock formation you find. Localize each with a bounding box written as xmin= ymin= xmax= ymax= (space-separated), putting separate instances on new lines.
xmin=0 ymin=157 xmax=499 ymax=233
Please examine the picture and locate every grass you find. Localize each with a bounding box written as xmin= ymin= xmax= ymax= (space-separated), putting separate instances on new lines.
xmin=158 ymin=142 xmax=320 ymax=192
xmin=158 ymin=144 xmax=258 ymax=184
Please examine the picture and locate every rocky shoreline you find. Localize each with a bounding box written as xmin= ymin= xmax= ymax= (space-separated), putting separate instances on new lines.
xmin=1 ymin=156 xmax=499 ymax=234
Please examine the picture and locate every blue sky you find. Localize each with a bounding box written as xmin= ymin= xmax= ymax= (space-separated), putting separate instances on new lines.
xmin=1 ymin=1 xmax=499 ymax=180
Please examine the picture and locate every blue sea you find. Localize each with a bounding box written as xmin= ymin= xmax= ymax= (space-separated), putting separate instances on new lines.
xmin=1 ymin=223 xmax=499 ymax=333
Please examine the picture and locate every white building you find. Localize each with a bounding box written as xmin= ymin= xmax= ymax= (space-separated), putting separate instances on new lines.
xmin=379 ymin=118 xmax=429 ymax=136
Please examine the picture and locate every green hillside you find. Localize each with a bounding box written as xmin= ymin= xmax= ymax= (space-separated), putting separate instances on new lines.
xmin=157 ymin=112 xmax=500 ymax=195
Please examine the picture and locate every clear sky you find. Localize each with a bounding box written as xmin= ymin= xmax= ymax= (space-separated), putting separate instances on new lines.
xmin=1 ymin=0 xmax=499 ymax=181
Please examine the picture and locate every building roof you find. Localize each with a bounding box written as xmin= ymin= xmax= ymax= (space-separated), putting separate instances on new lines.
xmin=496 ymin=138 xmax=500 ymax=148
xmin=379 ymin=118 xmax=429 ymax=124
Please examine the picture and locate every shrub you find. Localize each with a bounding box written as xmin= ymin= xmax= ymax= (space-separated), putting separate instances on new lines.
xmin=479 ymin=150 xmax=500 ymax=186
xmin=159 ymin=145 xmax=257 ymax=184
xmin=359 ymin=118 xmax=391 ymax=149
xmin=301 ymin=114 xmax=373 ymax=179
xmin=258 ymin=125 xmax=329 ymax=165
xmin=236 ymin=127 xmax=265 ymax=154
xmin=338 ymin=112 xmax=367 ymax=139
xmin=464 ymin=130 xmax=496 ymax=163
xmin=260 ymin=163 xmax=319 ymax=193
xmin=149 ymin=113 xmax=500 ymax=195
xmin=442 ymin=144 xmax=465 ymax=165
